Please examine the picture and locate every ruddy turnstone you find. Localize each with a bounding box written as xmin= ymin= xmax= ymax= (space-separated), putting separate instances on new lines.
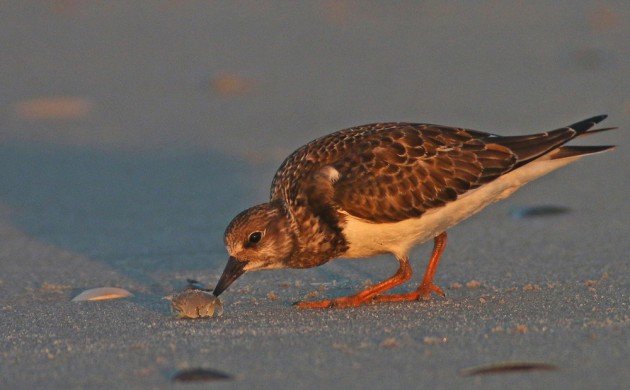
xmin=213 ymin=115 xmax=615 ymax=308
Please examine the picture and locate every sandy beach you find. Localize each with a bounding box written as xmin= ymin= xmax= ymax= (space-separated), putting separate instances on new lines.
xmin=1 ymin=2 xmax=628 ymax=388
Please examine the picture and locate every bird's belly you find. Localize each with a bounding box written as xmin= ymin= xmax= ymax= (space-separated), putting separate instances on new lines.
xmin=340 ymin=154 xmax=583 ymax=259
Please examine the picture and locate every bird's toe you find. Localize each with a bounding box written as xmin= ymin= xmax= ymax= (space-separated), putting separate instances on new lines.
xmin=293 ymin=299 xmax=334 ymax=309
xmin=417 ymin=283 xmax=445 ymax=299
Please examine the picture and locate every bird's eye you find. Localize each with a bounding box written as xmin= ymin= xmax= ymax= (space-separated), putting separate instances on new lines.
xmin=248 ymin=231 xmax=262 ymax=244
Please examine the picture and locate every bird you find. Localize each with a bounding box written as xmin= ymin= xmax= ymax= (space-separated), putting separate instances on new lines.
xmin=212 ymin=115 xmax=616 ymax=308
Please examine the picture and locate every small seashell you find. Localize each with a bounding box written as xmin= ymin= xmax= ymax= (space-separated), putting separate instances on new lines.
xmin=423 ymin=336 xmax=448 ymax=345
xmin=72 ymin=287 xmax=133 ymax=302
xmin=465 ymin=280 xmax=482 ymax=289
xmin=460 ymin=361 xmax=558 ymax=376
xmin=211 ymin=73 xmax=256 ymax=97
xmin=171 ymin=368 xmax=232 ymax=382
xmin=14 ymin=97 xmax=92 ymax=120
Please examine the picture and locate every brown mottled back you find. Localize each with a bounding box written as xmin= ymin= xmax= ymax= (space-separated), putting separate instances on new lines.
xmin=271 ymin=123 xmax=518 ymax=223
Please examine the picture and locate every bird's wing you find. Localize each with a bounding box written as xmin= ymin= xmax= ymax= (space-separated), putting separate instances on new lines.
xmin=322 ymin=124 xmax=518 ymax=222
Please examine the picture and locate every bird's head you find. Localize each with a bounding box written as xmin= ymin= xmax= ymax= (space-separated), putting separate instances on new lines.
xmin=213 ymin=201 xmax=296 ymax=296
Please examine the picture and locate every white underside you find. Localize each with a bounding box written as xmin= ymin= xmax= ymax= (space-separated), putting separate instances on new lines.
xmin=340 ymin=154 xmax=584 ymax=259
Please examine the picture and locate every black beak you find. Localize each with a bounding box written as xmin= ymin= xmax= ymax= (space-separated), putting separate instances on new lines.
xmin=213 ymin=256 xmax=247 ymax=296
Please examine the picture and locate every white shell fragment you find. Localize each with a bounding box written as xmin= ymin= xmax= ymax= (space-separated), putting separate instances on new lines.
xmin=71 ymin=287 xmax=133 ymax=302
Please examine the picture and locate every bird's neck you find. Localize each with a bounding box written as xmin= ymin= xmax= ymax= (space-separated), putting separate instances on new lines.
xmin=281 ymin=203 xmax=348 ymax=269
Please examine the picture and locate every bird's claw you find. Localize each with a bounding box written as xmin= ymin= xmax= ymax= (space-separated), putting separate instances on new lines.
xmin=417 ymin=282 xmax=445 ymax=300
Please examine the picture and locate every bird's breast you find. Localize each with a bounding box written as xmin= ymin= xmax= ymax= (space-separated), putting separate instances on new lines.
xmin=340 ymin=214 xmax=434 ymax=259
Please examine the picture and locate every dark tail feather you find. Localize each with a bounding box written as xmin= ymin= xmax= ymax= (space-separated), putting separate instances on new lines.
xmin=549 ymin=145 xmax=615 ymax=160
xmin=564 ymin=115 xmax=607 ymax=133
xmin=494 ymin=115 xmax=611 ymax=168
xmin=576 ymin=126 xmax=618 ymax=138
xmin=497 ymin=130 xmax=573 ymax=157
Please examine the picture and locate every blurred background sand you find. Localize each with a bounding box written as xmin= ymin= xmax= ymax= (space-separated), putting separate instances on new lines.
xmin=0 ymin=2 xmax=628 ymax=388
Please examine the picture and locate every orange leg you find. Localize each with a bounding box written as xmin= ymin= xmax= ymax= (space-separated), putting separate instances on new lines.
xmin=373 ymin=232 xmax=447 ymax=303
xmin=295 ymin=256 xmax=413 ymax=309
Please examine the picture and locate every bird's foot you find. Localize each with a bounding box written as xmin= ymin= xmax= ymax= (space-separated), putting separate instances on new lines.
xmin=371 ymin=283 xmax=445 ymax=303
xmin=294 ymin=294 xmax=372 ymax=309
xmin=371 ymin=291 xmax=420 ymax=303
